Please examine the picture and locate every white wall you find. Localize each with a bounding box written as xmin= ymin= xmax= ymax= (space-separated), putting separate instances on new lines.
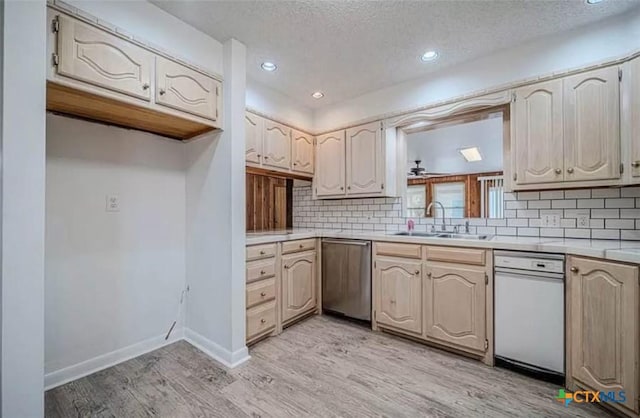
xmin=247 ymin=79 xmax=314 ymax=131
xmin=65 ymin=0 xmax=223 ymax=75
xmin=314 ymin=8 xmax=640 ymax=132
xmin=185 ymin=39 xmax=249 ymax=367
xmin=1 ymin=1 xmax=46 ymax=416
xmin=45 ymin=115 xmax=187 ymax=386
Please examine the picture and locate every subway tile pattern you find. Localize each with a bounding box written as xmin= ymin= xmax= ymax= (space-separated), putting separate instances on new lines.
xmin=292 ymin=186 xmax=640 ymax=240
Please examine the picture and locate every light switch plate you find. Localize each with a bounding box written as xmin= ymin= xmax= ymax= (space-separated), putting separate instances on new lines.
xmin=106 ymin=194 xmax=120 ymax=212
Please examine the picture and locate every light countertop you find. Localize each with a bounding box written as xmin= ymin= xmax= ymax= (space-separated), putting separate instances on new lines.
xmin=246 ymin=228 xmax=640 ymax=264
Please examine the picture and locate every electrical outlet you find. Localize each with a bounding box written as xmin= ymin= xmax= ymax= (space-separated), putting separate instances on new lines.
xmin=542 ymin=214 xmax=560 ymax=227
xmin=106 ymin=194 xmax=120 ymax=212
xmin=577 ymin=212 xmax=590 ymax=228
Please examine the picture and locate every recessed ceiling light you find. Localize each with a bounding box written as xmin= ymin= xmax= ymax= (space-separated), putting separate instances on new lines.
xmin=586 ymin=0 xmax=603 ymax=4
xmin=311 ymin=91 xmax=324 ymax=99
xmin=421 ymin=50 xmax=439 ymax=62
xmin=261 ymin=62 xmax=277 ymax=72
xmin=459 ymin=147 xmax=482 ymax=162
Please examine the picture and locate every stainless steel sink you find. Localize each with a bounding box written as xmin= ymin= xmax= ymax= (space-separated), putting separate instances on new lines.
xmin=394 ymin=231 xmax=492 ymax=240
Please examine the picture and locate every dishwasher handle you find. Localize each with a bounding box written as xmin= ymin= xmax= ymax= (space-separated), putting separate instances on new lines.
xmin=322 ymin=239 xmax=370 ymax=247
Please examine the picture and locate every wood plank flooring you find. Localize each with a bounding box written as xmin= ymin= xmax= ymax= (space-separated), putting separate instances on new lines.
xmin=46 ymin=316 xmax=613 ymax=417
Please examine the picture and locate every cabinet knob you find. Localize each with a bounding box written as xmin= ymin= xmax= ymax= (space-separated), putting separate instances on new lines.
xmin=260 ymin=291 xmax=266 ymax=297
xmin=570 ymin=266 xmax=579 ymax=273
xmin=256 ymin=154 xmax=261 ymax=158
xmin=259 ymin=250 xmax=265 ymax=255
xmin=299 ymin=244 xmax=304 ymax=248
xmin=260 ymin=318 xmax=266 ymax=324
xmin=284 ymin=265 xmax=289 ymax=269
xmin=142 ymin=83 xmax=149 ymax=90
xmin=427 ymin=272 xmax=432 ymax=277
xmin=567 ymin=167 xmax=574 ymax=174
xmin=340 ymin=186 xmax=344 ymax=190
xmin=390 ymin=299 xmax=396 ymax=304
xmin=293 ymin=162 xmax=297 ymax=166
xmin=632 ymin=161 xmax=640 ymax=168
xmin=264 ymin=156 xmax=269 ymax=160
xmin=159 ymin=88 xmax=166 ymax=95
xmin=414 ymin=270 xmax=420 ymax=275
xmin=555 ymin=168 xmax=562 ymax=175
xmin=260 ymin=270 xmax=265 ymax=275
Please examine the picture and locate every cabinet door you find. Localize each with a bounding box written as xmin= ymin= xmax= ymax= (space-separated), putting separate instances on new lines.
xmin=424 ymin=263 xmax=486 ymax=352
xmin=281 ymin=251 xmax=316 ymax=322
xmin=263 ymin=121 xmax=291 ymax=170
xmin=315 ymin=130 xmax=346 ymax=197
xmin=630 ymin=58 xmax=640 ymax=178
xmin=155 ymin=56 xmax=220 ymax=121
xmin=513 ymin=80 xmax=564 ymax=184
xmin=56 ymin=14 xmax=152 ymax=101
xmin=564 ymin=67 xmax=621 ymax=182
xmin=375 ymin=258 xmax=422 ymax=334
xmin=346 ymin=122 xmax=383 ymax=195
xmin=245 ymin=112 xmax=264 ymax=164
xmin=569 ymin=257 xmax=638 ymax=414
xmin=291 ymin=130 xmax=314 ymax=175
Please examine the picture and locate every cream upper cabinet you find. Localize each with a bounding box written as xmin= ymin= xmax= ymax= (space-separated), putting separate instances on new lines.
xmin=315 ymin=130 xmax=346 ymax=197
xmin=568 ymin=256 xmax=638 ymax=415
xmin=263 ymin=121 xmax=291 ymax=170
xmin=56 ymin=14 xmax=152 ymax=101
xmin=281 ymin=251 xmax=316 ymax=322
xmin=564 ymin=66 xmax=621 ymax=182
xmin=424 ymin=263 xmax=486 ymax=352
xmin=630 ymin=58 xmax=640 ymax=178
xmin=291 ymin=129 xmax=314 ymax=175
xmin=155 ymin=56 xmax=220 ymax=121
xmin=375 ymin=258 xmax=422 ymax=334
xmin=513 ymin=79 xmax=564 ymax=185
xmin=346 ymin=121 xmax=383 ymax=195
xmin=245 ymin=112 xmax=264 ymax=164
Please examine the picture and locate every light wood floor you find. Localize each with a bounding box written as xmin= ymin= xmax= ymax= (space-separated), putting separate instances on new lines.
xmin=46 ymin=315 xmax=612 ymax=417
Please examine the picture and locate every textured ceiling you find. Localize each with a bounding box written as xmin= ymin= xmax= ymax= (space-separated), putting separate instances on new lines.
xmin=152 ymin=0 xmax=640 ymax=108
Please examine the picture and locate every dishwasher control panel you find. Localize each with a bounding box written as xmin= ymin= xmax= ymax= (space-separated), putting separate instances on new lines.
xmin=494 ymin=254 xmax=564 ymax=274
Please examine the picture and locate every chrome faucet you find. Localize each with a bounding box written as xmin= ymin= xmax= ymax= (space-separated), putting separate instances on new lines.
xmin=426 ymin=201 xmax=446 ymax=231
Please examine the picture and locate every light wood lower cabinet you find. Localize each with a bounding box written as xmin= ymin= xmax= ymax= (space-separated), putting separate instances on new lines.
xmin=374 ymin=258 xmax=423 ymax=334
xmin=424 ymin=263 xmax=487 ymax=352
xmin=373 ymin=243 xmax=492 ymax=364
xmin=281 ymin=250 xmax=317 ymax=323
xmin=567 ymin=256 xmax=639 ymax=415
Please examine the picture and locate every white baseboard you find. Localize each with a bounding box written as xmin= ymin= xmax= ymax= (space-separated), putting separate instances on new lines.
xmin=44 ymin=328 xmax=185 ymax=390
xmin=184 ymin=328 xmax=250 ymax=368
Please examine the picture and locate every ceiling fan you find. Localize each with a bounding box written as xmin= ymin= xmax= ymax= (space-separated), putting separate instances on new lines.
xmin=407 ymin=160 xmax=449 ymax=178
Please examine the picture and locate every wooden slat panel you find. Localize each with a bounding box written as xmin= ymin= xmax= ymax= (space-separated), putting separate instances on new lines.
xmin=246 ymin=172 xmax=290 ymax=232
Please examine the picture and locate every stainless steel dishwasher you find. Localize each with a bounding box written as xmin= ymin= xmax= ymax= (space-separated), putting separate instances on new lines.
xmin=322 ymin=239 xmax=372 ymax=321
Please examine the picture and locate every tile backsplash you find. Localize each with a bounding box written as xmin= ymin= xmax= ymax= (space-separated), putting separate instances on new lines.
xmin=292 ymin=186 xmax=640 ymax=240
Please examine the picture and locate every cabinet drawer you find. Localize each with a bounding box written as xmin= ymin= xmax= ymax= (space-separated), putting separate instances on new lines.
xmin=246 ymin=300 xmax=276 ymax=340
xmin=282 ymin=239 xmax=316 ymax=254
xmin=246 ymin=277 xmax=276 ymax=308
xmin=246 ymin=243 xmax=277 ymax=261
xmin=426 ymin=246 xmax=486 ymax=266
xmin=375 ymin=242 xmax=422 ymax=259
xmin=246 ymin=258 xmax=276 ymax=283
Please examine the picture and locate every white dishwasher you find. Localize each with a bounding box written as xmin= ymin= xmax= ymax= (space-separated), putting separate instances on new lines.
xmin=494 ymin=251 xmax=565 ymax=384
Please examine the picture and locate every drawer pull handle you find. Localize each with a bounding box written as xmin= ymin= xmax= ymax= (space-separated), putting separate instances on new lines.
xmin=259 ymin=250 xmax=265 ymax=255
xmin=570 ymin=266 xmax=579 ymax=273
xmin=299 ymin=244 xmax=304 ymax=249
xmin=260 ymin=270 xmax=265 ymax=275
xmin=260 ymin=318 xmax=266 ymax=324
xmin=260 ymin=291 xmax=266 ymax=297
